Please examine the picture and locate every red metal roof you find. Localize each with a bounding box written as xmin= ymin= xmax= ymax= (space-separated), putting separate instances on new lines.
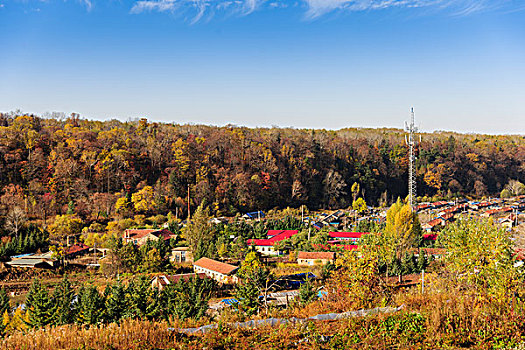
xmin=328 ymin=232 xmax=369 ymax=239
xmin=484 ymin=207 xmax=512 ymax=215
xmin=247 ymin=230 xmax=299 ymax=246
xmin=154 ymin=229 xmax=177 ymax=241
xmin=423 ymin=218 xmax=443 ymax=227
xmin=423 ymin=234 xmax=438 ymax=241
xmin=267 ymin=230 xmax=287 ymax=237
xmin=440 ymin=213 xmax=454 ymax=220
xmin=312 ymin=243 xmax=359 ymax=251
xmin=65 ymin=243 xmax=90 ymax=256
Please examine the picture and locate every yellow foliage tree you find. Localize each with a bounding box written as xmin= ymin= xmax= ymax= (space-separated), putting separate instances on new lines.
xmin=48 ymin=214 xmax=83 ymax=240
xmin=440 ymin=218 xmax=520 ymax=299
xmin=378 ymin=198 xmax=422 ymax=267
xmin=131 ymin=186 xmax=156 ymax=213
xmin=326 ymin=246 xmax=391 ymax=311
xmin=5 ymin=307 xmax=26 ymax=334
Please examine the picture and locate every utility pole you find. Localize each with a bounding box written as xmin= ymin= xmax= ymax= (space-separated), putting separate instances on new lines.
xmin=187 ymin=185 xmax=191 ymax=220
xmin=405 ymin=108 xmax=419 ymax=210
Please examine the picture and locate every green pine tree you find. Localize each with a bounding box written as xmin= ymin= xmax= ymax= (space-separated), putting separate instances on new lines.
xmin=389 ymin=257 xmax=402 ymax=277
xmin=234 ymin=279 xmax=260 ymax=316
xmin=401 ymin=252 xmax=416 ymax=275
xmin=25 ymin=279 xmax=56 ymax=328
xmin=298 ymin=278 xmax=318 ymax=305
xmin=0 ymin=288 xmax=9 ymax=336
xmin=145 ymin=288 xmax=163 ymax=320
xmin=126 ymin=276 xmax=151 ymax=319
xmin=0 ymin=287 xmax=10 ymax=316
xmin=162 ymin=276 xmax=214 ymax=321
xmin=76 ymin=285 xmax=104 ymax=325
xmin=104 ymin=283 xmax=127 ymax=323
xmin=52 ymin=275 xmax=75 ymax=325
xmin=417 ymin=250 xmax=428 ymax=272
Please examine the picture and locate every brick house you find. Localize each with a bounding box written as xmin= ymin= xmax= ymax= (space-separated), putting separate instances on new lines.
xmin=123 ymin=228 xmax=177 ymax=246
xmin=297 ymin=251 xmax=335 ymax=266
xmin=193 ymin=257 xmax=239 ymax=284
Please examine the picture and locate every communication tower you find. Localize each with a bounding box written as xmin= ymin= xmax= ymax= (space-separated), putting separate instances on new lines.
xmin=405 ymin=108 xmax=419 ymax=210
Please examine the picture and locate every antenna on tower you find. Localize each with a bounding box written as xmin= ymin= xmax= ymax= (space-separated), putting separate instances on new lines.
xmin=405 ymin=107 xmax=419 ymax=210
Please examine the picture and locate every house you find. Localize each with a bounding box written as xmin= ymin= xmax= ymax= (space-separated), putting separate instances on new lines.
xmin=439 ymin=213 xmax=454 ymax=221
xmin=423 ymin=233 xmax=438 ymax=241
xmin=470 ymin=201 xmax=495 ymax=211
xmin=123 ymin=228 xmax=177 ymax=245
xmin=431 ymin=201 xmax=449 ymax=209
xmin=169 ymin=247 xmax=193 ymax=264
xmin=312 ymin=243 xmax=359 ymax=252
xmin=151 ymin=273 xmax=207 ymax=291
xmin=482 ymin=207 xmax=512 ymax=217
xmin=193 ymin=257 xmax=238 ymax=284
xmin=415 ymin=203 xmax=431 ymax=212
xmin=246 ymin=230 xmax=299 ymax=256
xmin=438 ymin=204 xmax=467 ymax=217
xmin=499 ymin=214 xmax=518 ymax=230
xmin=422 ymin=218 xmax=445 ymax=232
xmin=65 ymin=243 xmax=91 ymax=259
xmin=297 ymin=251 xmax=335 ymax=266
xmin=328 ymin=232 xmax=370 ymax=243
xmin=6 ymin=251 xmax=57 ymax=269
xmin=242 ymin=211 xmax=265 ymax=220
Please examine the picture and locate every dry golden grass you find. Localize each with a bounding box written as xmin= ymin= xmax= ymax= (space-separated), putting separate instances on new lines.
xmin=0 ymin=319 xmax=182 ymax=350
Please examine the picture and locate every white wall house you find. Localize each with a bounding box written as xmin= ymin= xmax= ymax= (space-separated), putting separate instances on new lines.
xmin=193 ymin=257 xmax=239 ymax=284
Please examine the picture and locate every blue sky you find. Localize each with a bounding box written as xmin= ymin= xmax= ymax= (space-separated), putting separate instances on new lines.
xmin=1 ymin=0 xmax=524 ymax=134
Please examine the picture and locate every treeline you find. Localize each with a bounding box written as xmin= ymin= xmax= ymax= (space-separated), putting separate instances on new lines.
xmin=0 ymin=275 xmax=215 ymax=334
xmin=0 ymin=225 xmax=49 ymax=260
xmin=0 ymin=112 xmax=524 ymax=226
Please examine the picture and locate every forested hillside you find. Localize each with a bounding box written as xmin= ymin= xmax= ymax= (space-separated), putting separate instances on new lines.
xmin=0 ymin=112 xmax=524 ymax=221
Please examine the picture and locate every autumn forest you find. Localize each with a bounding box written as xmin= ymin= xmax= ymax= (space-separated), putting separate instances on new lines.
xmin=0 ymin=112 xmax=524 ymax=225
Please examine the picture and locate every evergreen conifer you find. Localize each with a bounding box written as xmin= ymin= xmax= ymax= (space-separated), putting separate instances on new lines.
xmin=24 ymin=279 xmax=56 ymax=328
xmin=76 ymin=285 xmax=104 ymax=325
xmin=126 ymin=276 xmax=151 ymax=319
xmin=104 ymin=283 xmax=127 ymax=323
xmin=401 ymin=252 xmax=416 ymax=275
xmin=0 ymin=288 xmax=10 ymax=316
xmin=298 ymin=277 xmax=318 ymax=305
xmin=417 ymin=250 xmax=428 ymax=272
xmin=52 ymin=275 xmax=75 ymax=325
xmin=162 ymin=276 xmax=214 ymax=320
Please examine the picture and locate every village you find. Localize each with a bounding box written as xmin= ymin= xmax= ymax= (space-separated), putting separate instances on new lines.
xmin=1 ymin=193 xmax=523 ymax=318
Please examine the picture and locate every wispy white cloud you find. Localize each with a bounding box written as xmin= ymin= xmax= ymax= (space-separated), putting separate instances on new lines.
xmin=129 ymin=0 xmax=524 ymax=21
xmin=5 ymin=0 xmax=523 ymax=20
xmin=79 ymin=0 xmax=92 ymax=11
xmin=302 ymin=0 xmax=509 ymax=18
xmin=130 ymin=0 xmax=265 ymax=20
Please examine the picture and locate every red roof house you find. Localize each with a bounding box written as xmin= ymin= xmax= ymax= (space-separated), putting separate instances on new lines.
xmin=65 ymin=243 xmax=90 ymax=258
xmin=247 ymin=230 xmax=299 ymax=256
xmin=123 ymin=228 xmax=177 ymax=245
xmin=328 ymin=232 xmax=370 ymax=241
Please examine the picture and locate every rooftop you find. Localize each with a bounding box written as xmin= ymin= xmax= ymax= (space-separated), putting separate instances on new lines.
xmin=328 ymin=232 xmax=369 ymax=239
xmin=297 ymin=251 xmax=335 ymax=260
xmin=194 ymin=257 xmax=238 ymax=275
xmin=247 ymin=230 xmax=299 ymax=246
xmin=65 ymin=243 xmax=90 ymax=256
